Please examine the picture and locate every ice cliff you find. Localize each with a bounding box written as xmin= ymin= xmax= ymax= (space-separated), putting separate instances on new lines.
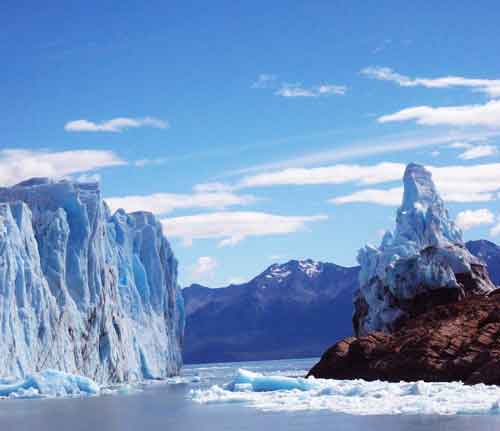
xmin=353 ymin=163 xmax=495 ymax=336
xmin=0 ymin=178 xmax=184 ymax=383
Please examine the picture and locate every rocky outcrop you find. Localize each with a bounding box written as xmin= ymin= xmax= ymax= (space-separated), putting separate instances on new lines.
xmin=310 ymin=163 xmax=498 ymax=384
xmin=354 ymin=163 xmax=495 ymax=336
xmin=0 ymin=178 xmax=184 ymax=383
xmin=308 ymin=291 xmax=500 ymax=385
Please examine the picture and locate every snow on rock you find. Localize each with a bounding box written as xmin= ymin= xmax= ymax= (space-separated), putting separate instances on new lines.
xmin=298 ymin=260 xmax=322 ymax=277
xmin=354 ymin=163 xmax=495 ymax=336
xmin=264 ymin=259 xmax=322 ymax=282
xmin=0 ymin=178 xmax=184 ymax=384
xmin=0 ymin=370 xmax=100 ymax=399
xmin=190 ymin=368 xmax=500 ymax=415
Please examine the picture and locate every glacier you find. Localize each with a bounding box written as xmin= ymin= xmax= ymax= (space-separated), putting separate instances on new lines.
xmin=0 ymin=177 xmax=184 ymax=384
xmin=190 ymin=369 xmax=500 ymax=415
xmin=353 ymin=163 xmax=495 ymax=336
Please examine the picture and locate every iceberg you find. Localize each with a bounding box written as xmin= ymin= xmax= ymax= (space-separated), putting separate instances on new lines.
xmin=0 ymin=370 xmax=99 ymax=399
xmin=190 ymin=369 xmax=500 ymax=415
xmin=0 ymin=178 xmax=184 ymax=384
xmin=353 ymin=164 xmax=494 ymax=335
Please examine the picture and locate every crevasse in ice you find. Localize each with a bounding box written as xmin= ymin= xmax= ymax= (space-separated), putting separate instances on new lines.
xmin=0 ymin=178 xmax=184 ymax=383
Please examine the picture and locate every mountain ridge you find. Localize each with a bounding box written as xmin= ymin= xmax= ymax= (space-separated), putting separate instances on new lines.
xmin=183 ymin=259 xmax=359 ymax=364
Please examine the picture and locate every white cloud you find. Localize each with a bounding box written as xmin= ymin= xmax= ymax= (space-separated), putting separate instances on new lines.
xmin=237 ymin=162 xmax=500 ymax=204
xmin=251 ymin=74 xmax=277 ymax=89
xmin=64 ymin=117 xmax=169 ymax=133
xmin=378 ymin=100 xmax=500 ymax=128
xmin=189 ymin=256 xmax=218 ymax=283
xmin=329 ymin=163 xmax=500 ymax=206
xmin=225 ymin=129 xmax=500 ymax=177
xmin=330 ymin=187 xmax=403 ymax=206
xmin=317 ymin=84 xmax=347 ymax=95
xmin=238 ymin=162 xmax=405 ymax=188
xmin=449 ymin=141 xmax=474 ymax=149
xmin=275 ymin=83 xmax=346 ymax=97
xmin=193 ymin=182 xmax=234 ymax=193
xmin=106 ymin=191 xmax=256 ymax=215
xmin=458 ymin=144 xmax=498 ymax=160
xmin=134 ymin=158 xmax=169 ymax=167
xmin=363 ymin=67 xmax=500 ymax=129
xmin=490 ymin=219 xmax=500 ymax=237
xmin=252 ymin=74 xmax=346 ymax=97
xmin=361 ymin=66 xmax=500 ymax=98
xmin=455 ymin=209 xmax=494 ymax=231
xmin=161 ymin=211 xmax=328 ymax=247
xmin=0 ymin=149 xmax=125 ymax=187
xmin=430 ymin=163 xmax=500 ymax=202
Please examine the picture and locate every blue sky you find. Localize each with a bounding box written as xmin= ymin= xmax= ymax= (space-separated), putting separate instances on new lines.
xmin=2 ymin=1 xmax=500 ymax=286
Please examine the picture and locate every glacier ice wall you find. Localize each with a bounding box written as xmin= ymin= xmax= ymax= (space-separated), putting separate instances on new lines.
xmin=353 ymin=163 xmax=494 ymax=336
xmin=0 ymin=178 xmax=184 ymax=383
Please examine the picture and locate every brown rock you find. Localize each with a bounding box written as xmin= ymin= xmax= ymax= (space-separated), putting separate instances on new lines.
xmin=308 ymin=294 xmax=500 ymax=385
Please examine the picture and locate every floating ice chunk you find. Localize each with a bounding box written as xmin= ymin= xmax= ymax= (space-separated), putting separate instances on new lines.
xmin=0 ymin=370 xmax=100 ymax=399
xmin=190 ymin=369 xmax=500 ymax=416
xmin=226 ymin=369 xmax=313 ymax=392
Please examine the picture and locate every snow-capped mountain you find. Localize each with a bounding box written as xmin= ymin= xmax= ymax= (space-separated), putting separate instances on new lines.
xmin=0 ymin=178 xmax=184 ymax=383
xmin=183 ymin=259 xmax=359 ymax=363
xmin=354 ymin=163 xmax=495 ymax=336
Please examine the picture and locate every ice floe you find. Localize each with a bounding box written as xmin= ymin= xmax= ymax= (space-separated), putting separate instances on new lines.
xmin=189 ymin=369 xmax=500 ymax=415
xmin=0 ymin=370 xmax=100 ymax=399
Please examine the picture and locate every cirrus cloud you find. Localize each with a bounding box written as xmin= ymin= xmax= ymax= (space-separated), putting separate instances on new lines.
xmin=238 ymin=162 xmax=405 ymax=189
xmin=275 ymin=83 xmax=347 ymax=98
xmin=458 ymin=144 xmax=498 ymax=160
xmin=361 ymin=66 xmax=500 ymax=98
xmin=64 ymin=117 xmax=169 ymax=133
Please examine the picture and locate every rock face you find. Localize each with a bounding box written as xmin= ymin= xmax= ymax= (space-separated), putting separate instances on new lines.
xmin=0 ymin=178 xmax=184 ymax=383
xmin=183 ymin=260 xmax=359 ymax=363
xmin=308 ymin=292 xmax=500 ymax=385
xmin=354 ymin=163 xmax=495 ymax=336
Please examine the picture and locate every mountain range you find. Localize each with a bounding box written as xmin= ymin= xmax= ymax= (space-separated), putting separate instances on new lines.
xmin=183 ymin=240 xmax=500 ymax=364
xmin=183 ymin=260 xmax=359 ymax=363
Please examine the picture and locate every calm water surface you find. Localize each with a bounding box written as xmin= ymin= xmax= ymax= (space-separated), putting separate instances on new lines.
xmin=1 ymin=358 xmax=500 ymax=431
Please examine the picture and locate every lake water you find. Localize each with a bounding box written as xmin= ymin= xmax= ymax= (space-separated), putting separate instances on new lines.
xmin=2 ymin=357 xmax=500 ymax=430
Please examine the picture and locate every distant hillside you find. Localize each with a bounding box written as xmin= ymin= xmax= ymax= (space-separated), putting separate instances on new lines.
xmin=466 ymin=240 xmax=500 ymax=285
xmin=183 ymin=260 xmax=359 ymax=364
